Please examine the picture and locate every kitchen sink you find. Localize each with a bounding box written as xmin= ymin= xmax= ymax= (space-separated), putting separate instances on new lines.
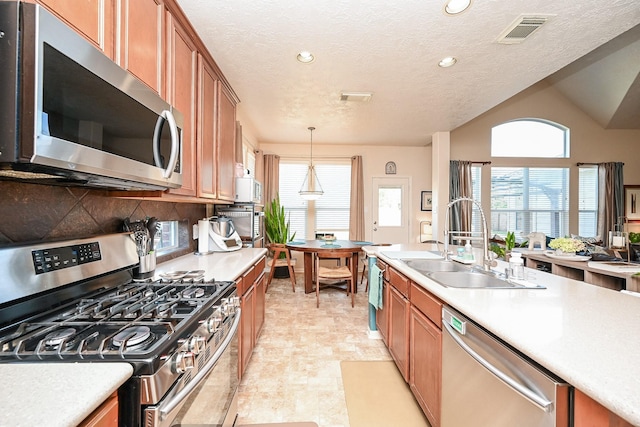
xmin=401 ymin=258 xmax=470 ymax=273
xmin=427 ymin=270 xmax=545 ymax=289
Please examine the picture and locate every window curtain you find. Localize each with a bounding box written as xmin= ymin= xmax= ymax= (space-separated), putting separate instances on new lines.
xmin=263 ymin=154 xmax=280 ymax=205
xmin=449 ymin=160 xmax=473 ymax=233
xmin=597 ymin=162 xmax=624 ymax=246
xmin=349 ymin=155 xmax=365 ymax=241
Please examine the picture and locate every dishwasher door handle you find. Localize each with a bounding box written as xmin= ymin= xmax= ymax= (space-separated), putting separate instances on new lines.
xmin=443 ymin=321 xmax=553 ymax=412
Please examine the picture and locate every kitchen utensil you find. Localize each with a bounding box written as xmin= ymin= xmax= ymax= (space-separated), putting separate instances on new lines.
xmin=146 ymin=217 xmax=158 ymax=251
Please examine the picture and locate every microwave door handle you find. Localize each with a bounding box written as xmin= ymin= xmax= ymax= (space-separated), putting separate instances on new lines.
xmin=153 ymin=110 xmax=180 ymax=179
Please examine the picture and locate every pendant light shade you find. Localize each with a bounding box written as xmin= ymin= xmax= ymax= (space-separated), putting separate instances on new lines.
xmin=299 ymin=127 xmax=324 ymax=200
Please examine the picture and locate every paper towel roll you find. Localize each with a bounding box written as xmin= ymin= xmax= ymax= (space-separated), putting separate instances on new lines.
xmin=198 ymin=219 xmax=210 ymax=253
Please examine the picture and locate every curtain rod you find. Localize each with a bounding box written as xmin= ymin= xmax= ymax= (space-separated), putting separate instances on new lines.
xmin=472 ymin=161 xmax=491 ymax=165
xmin=577 ymin=162 xmax=625 ymax=166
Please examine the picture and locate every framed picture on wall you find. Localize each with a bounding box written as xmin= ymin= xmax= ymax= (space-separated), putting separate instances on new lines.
xmin=421 ymin=191 xmax=433 ymax=211
xmin=625 ymin=185 xmax=640 ymax=221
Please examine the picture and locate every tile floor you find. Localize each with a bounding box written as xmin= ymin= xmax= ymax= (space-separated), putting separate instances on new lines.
xmin=236 ymin=273 xmax=392 ymax=427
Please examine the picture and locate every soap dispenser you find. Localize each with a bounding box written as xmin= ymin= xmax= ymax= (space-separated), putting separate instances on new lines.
xmin=509 ymin=252 xmax=525 ymax=280
xmin=463 ymin=241 xmax=474 ymax=261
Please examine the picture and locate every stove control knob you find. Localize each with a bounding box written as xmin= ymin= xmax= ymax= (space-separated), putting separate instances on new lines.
xmin=173 ymin=351 xmax=195 ymax=374
xmin=230 ymin=296 xmax=240 ymax=307
xmin=189 ymin=336 xmax=206 ymax=354
xmin=206 ymin=311 xmax=223 ymax=333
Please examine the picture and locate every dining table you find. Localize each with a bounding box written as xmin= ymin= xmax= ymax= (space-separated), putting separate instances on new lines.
xmin=285 ymin=239 xmax=372 ymax=294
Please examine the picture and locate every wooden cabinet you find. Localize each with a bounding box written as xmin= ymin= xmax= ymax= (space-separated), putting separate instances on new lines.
xmin=216 ymin=85 xmax=236 ymax=202
xmin=165 ymin=13 xmax=198 ymax=197
xmin=574 ymin=389 xmax=634 ymax=427
xmin=238 ymin=256 xmax=266 ymax=378
xmin=36 ymin=0 xmax=115 ymax=59
xmin=410 ymin=282 xmax=443 ymax=427
xmin=117 ymin=0 xmax=164 ymax=94
xmin=78 ymin=392 xmax=118 ymax=427
xmin=388 ymin=267 xmax=410 ymax=382
xmin=375 ymin=259 xmax=389 ymax=345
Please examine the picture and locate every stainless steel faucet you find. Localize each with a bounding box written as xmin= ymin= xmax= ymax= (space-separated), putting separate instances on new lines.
xmin=443 ymin=197 xmax=497 ymax=271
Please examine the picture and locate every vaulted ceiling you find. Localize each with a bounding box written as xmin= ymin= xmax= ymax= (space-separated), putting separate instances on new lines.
xmin=176 ymin=0 xmax=640 ymax=146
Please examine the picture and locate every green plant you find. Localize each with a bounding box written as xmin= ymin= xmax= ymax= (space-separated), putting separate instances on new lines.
xmin=264 ymin=193 xmax=296 ymax=252
xmin=505 ymin=231 xmax=516 ymax=251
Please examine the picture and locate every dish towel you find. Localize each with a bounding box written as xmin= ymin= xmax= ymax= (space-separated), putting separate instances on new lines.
xmin=368 ymin=264 xmax=383 ymax=310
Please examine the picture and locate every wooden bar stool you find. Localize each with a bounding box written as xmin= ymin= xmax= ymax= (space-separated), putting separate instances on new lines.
xmin=266 ymin=243 xmax=296 ymax=292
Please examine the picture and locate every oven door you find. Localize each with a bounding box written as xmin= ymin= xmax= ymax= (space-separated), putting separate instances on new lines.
xmin=145 ymin=311 xmax=240 ymax=427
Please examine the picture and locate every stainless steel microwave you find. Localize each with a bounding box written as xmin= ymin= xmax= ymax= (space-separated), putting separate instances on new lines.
xmin=0 ymin=1 xmax=183 ymax=190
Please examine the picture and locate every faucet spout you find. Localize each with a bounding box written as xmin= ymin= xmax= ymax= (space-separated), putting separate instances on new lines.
xmin=444 ymin=197 xmax=496 ymax=271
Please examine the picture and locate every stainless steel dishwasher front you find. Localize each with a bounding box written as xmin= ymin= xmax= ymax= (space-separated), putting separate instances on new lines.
xmin=441 ymin=306 xmax=570 ymax=427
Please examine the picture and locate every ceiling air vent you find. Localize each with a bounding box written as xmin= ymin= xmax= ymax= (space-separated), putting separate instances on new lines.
xmin=340 ymin=92 xmax=373 ymax=102
xmin=496 ymin=15 xmax=553 ymax=44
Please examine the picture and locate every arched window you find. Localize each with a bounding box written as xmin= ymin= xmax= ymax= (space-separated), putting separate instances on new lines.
xmin=491 ymin=119 xmax=569 ymax=158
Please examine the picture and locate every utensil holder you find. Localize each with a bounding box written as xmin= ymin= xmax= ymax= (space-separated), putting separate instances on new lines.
xmin=133 ymin=252 xmax=156 ymax=280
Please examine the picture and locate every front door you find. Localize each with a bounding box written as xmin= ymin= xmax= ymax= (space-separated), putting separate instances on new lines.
xmin=371 ymin=177 xmax=410 ymax=244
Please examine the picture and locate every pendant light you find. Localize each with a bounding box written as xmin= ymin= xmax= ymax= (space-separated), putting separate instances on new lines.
xmin=299 ymin=126 xmax=323 ymax=200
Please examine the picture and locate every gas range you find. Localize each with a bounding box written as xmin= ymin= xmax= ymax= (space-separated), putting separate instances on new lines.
xmin=0 ymin=233 xmax=241 ymax=427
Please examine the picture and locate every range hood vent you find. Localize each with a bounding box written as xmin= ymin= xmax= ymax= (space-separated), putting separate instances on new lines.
xmin=340 ymin=92 xmax=373 ymax=102
xmin=496 ymin=15 xmax=553 ymax=44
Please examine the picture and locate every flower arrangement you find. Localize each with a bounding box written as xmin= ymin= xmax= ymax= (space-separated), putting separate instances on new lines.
xmin=548 ymin=237 xmax=585 ymax=254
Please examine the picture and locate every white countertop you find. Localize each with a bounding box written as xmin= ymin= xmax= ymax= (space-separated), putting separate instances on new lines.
xmin=367 ymin=244 xmax=640 ymax=426
xmin=0 ymin=363 xmax=133 ymax=427
xmin=155 ymin=247 xmax=267 ymax=281
xmin=0 ymin=248 xmax=266 ymax=427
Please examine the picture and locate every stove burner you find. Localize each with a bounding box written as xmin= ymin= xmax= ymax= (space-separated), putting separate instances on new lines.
xmin=182 ymin=287 xmax=205 ymax=298
xmin=113 ymin=326 xmax=151 ymax=348
xmin=44 ymin=328 xmax=77 ymax=346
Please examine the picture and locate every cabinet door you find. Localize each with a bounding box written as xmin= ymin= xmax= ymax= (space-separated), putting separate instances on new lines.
xmin=79 ymin=392 xmax=118 ymax=427
xmin=239 ymin=285 xmax=255 ymax=377
xmin=254 ymin=272 xmax=266 ymax=339
xmin=217 ymin=85 xmax=236 ymax=201
xmin=389 ymin=286 xmax=410 ymax=382
xmin=118 ymin=0 xmax=163 ymax=94
xmin=376 ymin=280 xmax=389 ymax=345
xmin=196 ymin=56 xmax=218 ymax=199
xmin=574 ymin=389 xmax=633 ymax=427
xmin=37 ymin=0 xmax=115 ymax=58
xmin=410 ymin=306 xmax=441 ymax=427
xmin=165 ymin=13 xmax=197 ymax=197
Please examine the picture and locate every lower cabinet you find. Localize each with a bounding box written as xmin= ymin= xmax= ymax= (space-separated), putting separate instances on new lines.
xmin=238 ymin=256 xmax=266 ymax=378
xmin=79 ymin=391 xmax=118 ymax=427
xmin=388 ymin=268 xmax=410 ymax=382
xmin=574 ymin=389 xmax=634 ymax=427
xmin=410 ymin=283 xmax=443 ymax=427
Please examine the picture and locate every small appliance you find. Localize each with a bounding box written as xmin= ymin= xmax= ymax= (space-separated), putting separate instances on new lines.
xmin=235 ymin=177 xmax=262 ymax=203
xmin=195 ymin=217 xmax=243 ymax=253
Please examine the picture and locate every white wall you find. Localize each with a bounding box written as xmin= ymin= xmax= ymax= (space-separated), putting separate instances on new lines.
xmin=259 ymin=142 xmax=432 ymax=244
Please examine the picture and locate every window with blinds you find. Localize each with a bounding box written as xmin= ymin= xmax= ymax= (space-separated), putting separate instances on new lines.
xmin=578 ymin=166 xmax=598 ymax=237
xmin=279 ymin=161 xmax=351 ymax=240
xmin=490 ymin=167 xmax=569 ymax=238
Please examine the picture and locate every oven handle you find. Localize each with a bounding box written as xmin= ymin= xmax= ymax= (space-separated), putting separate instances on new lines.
xmin=159 ymin=309 xmax=240 ymax=421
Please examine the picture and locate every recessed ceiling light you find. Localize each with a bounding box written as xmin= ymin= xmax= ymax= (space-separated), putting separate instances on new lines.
xmin=438 ymin=56 xmax=457 ymax=68
xmin=444 ymin=0 xmax=472 ymax=15
xmin=297 ymin=51 xmax=315 ymax=64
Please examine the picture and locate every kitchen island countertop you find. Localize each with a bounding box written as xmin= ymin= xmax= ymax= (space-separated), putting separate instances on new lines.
xmin=366 ymin=243 xmax=640 ymax=426
xmin=0 ymin=363 xmax=133 ymax=427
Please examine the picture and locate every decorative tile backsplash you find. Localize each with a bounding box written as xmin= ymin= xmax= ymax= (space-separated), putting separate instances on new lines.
xmin=0 ymin=181 xmax=205 ymax=259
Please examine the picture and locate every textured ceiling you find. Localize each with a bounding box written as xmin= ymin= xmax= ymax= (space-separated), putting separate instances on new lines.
xmin=176 ymin=0 xmax=640 ymax=146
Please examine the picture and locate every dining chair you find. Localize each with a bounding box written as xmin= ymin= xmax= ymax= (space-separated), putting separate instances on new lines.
xmin=266 ymin=243 xmax=296 ymax=292
xmin=314 ymin=250 xmax=354 ymax=308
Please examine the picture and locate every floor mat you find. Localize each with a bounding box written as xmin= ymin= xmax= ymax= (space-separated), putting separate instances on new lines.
xmin=341 ymin=360 xmax=430 ymax=427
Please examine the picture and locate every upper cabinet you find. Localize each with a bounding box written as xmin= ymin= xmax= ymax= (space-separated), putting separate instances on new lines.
xmin=117 ymin=0 xmax=164 ymax=95
xmin=165 ymin=12 xmax=198 ymax=197
xmin=35 ymin=0 xmax=115 ymax=58
xmin=217 ymin=84 xmax=237 ymax=202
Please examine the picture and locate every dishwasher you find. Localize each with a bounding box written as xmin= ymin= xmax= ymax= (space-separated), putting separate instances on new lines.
xmin=441 ymin=306 xmax=570 ymax=427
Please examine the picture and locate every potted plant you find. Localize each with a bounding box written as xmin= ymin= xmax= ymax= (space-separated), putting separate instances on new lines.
xmin=504 ymin=231 xmax=516 ymax=261
xmin=264 ymin=194 xmax=296 ymax=278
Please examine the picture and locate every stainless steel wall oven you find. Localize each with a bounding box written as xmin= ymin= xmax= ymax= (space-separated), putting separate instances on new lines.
xmin=0 ymin=233 xmax=240 ymax=427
